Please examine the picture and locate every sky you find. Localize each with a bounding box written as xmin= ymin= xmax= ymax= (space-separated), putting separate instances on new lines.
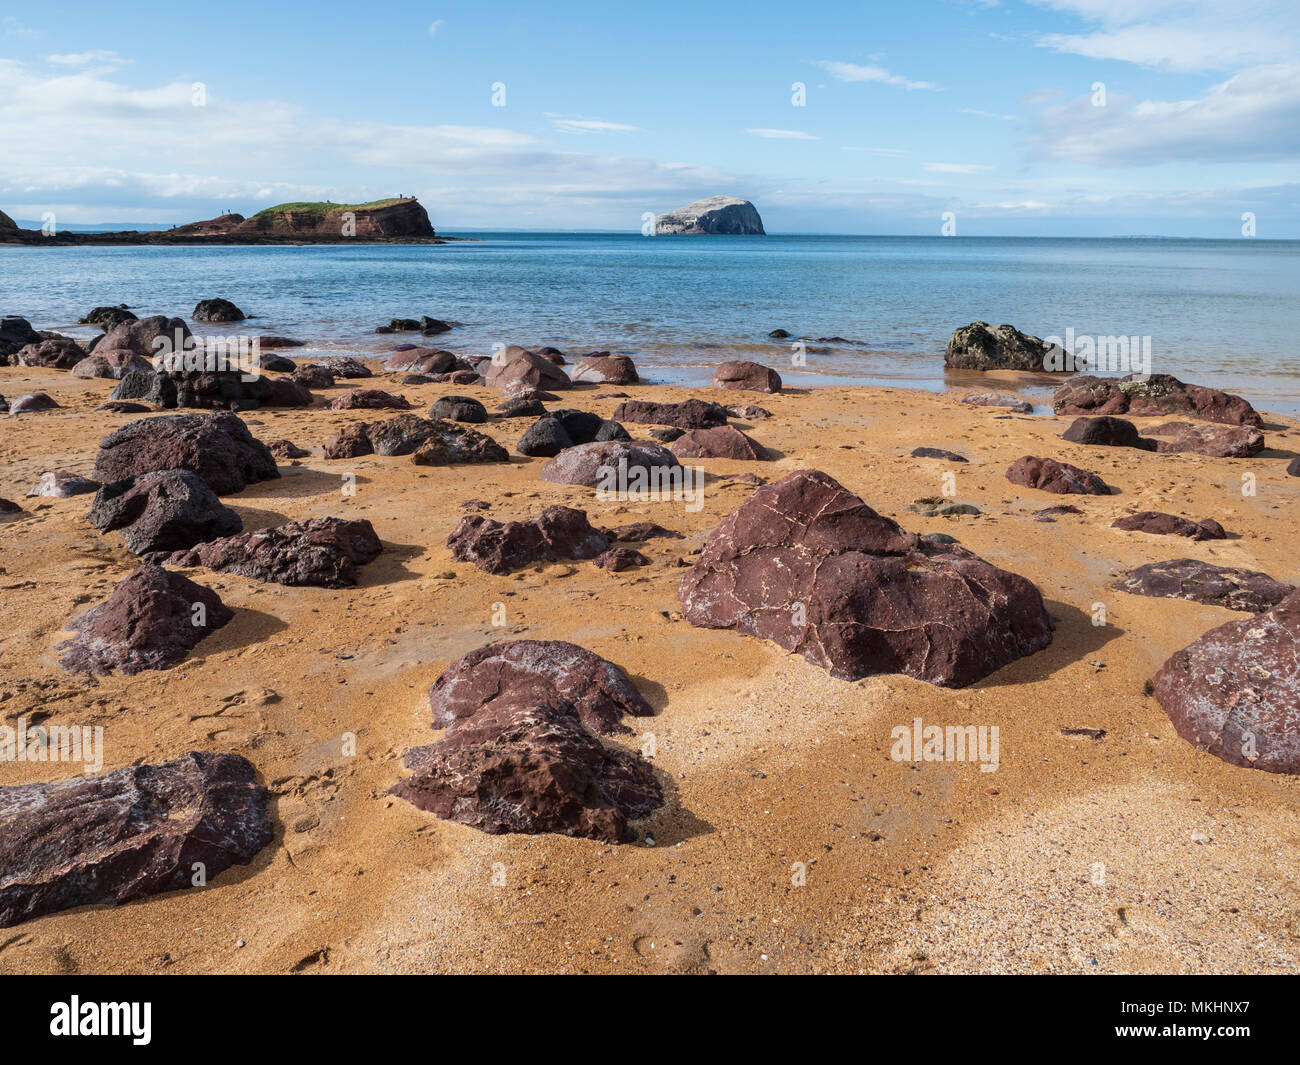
xmin=1 ymin=0 xmax=1297 ymax=235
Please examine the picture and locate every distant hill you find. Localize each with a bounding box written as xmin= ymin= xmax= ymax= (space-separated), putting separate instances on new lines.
xmin=655 ymin=196 xmax=765 ymax=235
xmin=0 ymin=210 xmax=15 ymax=230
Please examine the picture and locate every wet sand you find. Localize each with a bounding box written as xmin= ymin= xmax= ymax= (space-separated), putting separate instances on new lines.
xmin=1 ymin=362 xmax=1297 ymax=974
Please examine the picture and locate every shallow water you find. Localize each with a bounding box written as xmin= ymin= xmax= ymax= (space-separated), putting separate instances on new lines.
xmin=4 ymin=233 xmax=1298 ymax=413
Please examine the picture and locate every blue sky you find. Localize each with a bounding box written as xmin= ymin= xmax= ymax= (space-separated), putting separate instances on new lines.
xmin=1 ymin=0 xmax=1297 ymax=234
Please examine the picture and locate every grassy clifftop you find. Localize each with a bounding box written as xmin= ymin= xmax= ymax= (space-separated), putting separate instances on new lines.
xmin=250 ymin=197 xmax=411 ymax=222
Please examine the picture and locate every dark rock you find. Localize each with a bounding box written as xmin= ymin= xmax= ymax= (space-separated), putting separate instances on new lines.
xmin=1062 ymin=416 xmax=1155 ymax=450
xmin=945 ymin=322 xmax=1052 ymax=371
xmin=539 ymin=440 xmax=681 ymax=488
xmin=607 ymin=522 xmax=682 ymax=542
xmin=907 ymin=497 xmax=982 ymax=518
xmin=1034 ymin=505 xmax=1083 ymax=521
xmin=572 ymin=353 xmax=639 ymax=385
xmin=401 ymin=373 xmax=436 ymax=385
xmin=267 ymin=439 xmax=309 ymax=460
xmin=1006 ymin=456 xmax=1113 ymax=495
xmin=420 ymin=316 xmax=453 ymax=335
xmin=769 ymin=329 xmax=790 ymax=338
xmin=392 ymin=698 xmax=661 ymax=842
xmin=712 ymin=360 xmax=782 ymax=393
xmin=500 ymin=383 xmax=560 ymax=402
xmin=390 ymin=318 xmax=421 ymax=332
xmin=517 ymin=410 xmax=628 ymax=457
xmin=448 ymin=370 xmax=483 ymax=386
xmin=536 ymin=347 xmax=567 ymax=365
xmin=8 ymin=392 xmax=60 ymax=414
xmin=669 ymin=424 xmax=769 ymax=460
xmin=250 ymin=352 xmax=296 ymax=373
xmin=192 ymin=298 xmax=245 ymax=323
xmin=88 ymin=470 xmax=242 ymax=559
xmin=1153 ymin=589 xmax=1300 ymax=773
xmin=383 ymin=348 xmax=458 ymax=374
xmin=484 ymin=346 xmax=572 ymax=392
xmin=320 ymin=357 xmax=373 ymax=379
xmin=13 ymin=337 xmax=84 ymax=369
xmin=96 ymin=401 xmax=152 ymax=414
xmin=1143 ymin=421 xmax=1266 ymax=458
xmin=0 ymin=751 xmax=272 ymax=928
xmin=26 ymin=470 xmax=100 ymax=498
xmin=109 ymin=368 xmax=176 ymax=407
xmin=93 ymin=412 xmax=279 ymax=495
xmin=726 ymin=404 xmax=772 ymax=420
xmin=98 ymin=315 xmax=191 ymax=359
xmin=497 ymin=396 xmax=547 ymax=418
xmin=429 ymin=395 xmax=488 ymax=423
xmin=447 ymin=506 xmax=609 ymax=575
xmin=0 ymin=498 xmax=23 ymax=516
xmin=650 ymin=427 xmax=684 ymax=442
xmin=165 ymin=517 xmax=382 ymax=588
xmin=911 ymin=447 xmax=968 ymax=462
xmin=78 ymin=305 xmax=137 ymax=331
xmin=1053 ymin=374 xmax=1262 ymax=428
xmin=961 ymin=392 xmax=1032 ymax=413
xmin=329 ymin=389 xmax=410 ymax=411
xmin=291 ymin=365 xmax=336 ymax=389
xmin=655 ymin=196 xmax=764 ymax=235
xmin=324 ymin=414 xmax=432 ymax=458
xmin=255 ymin=336 xmax=303 ymax=350
xmin=56 ymin=564 xmax=234 ymax=675
xmin=411 ymin=421 xmax=510 ymax=466
xmin=263 ymin=378 xmax=313 ymax=407
xmin=0 ymin=316 xmax=43 ymax=359
xmin=1111 ymin=512 xmax=1227 ymax=540
xmin=613 ymin=398 xmax=728 ymax=430
xmin=596 ymin=547 xmax=649 ymax=571
xmin=1114 ymin=559 xmax=1293 ymax=613
xmin=679 ymin=469 xmax=1053 ymax=686
xmin=70 ymin=351 xmax=153 ymax=379
xmin=1288 ymin=457 xmax=1300 ymax=477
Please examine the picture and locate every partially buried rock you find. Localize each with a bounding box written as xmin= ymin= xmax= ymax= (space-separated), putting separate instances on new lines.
xmin=447 ymin=506 xmax=610 ymax=575
xmin=322 ymin=357 xmax=373 ymax=379
xmin=1142 ymin=421 xmax=1265 ymax=458
xmin=1111 ymin=512 xmax=1226 ymax=541
xmin=613 ymin=398 xmax=728 ymax=429
xmin=96 ymin=401 xmax=151 ymax=414
xmin=961 ymin=392 xmax=1032 ymax=413
xmin=945 ymin=322 xmax=1052 ymax=371
xmin=329 ymin=389 xmax=410 ymax=411
xmin=516 ymin=409 xmax=628 ymax=457
xmin=0 ymin=498 xmax=22 ymax=517
xmin=571 ymin=353 xmax=639 ymax=385
xmin=27 ymin=470 xmax=100 ymax=498
xmin=267 ymin=439 xmax=309 ymax=460
xmin=596 ymin=547 xmax=649 ymax=571
xmin=291 ymin=365 xmax=336 ymax=389
xmin=1053 ymin=374 xmax=1262 ymax=429
xmin=165 ymin=517 xmax=382 ymax=588
xmin=412 ymin=422 xmax=510 ymax=466
xmin=93 ymin=412 xmax=279 ymax=495
xmin=678 ymin=470 xmax=1052 ymax=686
xmin=496 ymin=396 xmax=546 ymax=419
xmin=606 ymin=521 xmax=682 ymax=542
xmin=192 ymin=298 xmax=245 ymax=323
xmin=911 ymin=447 xmax=968 ymax=463
xmin=79 ymin=305 xmax=137 ymax=331
xmin=712 ymin=360 xmax=782 ymax=393
xmin=1289 ymin=457 xmax=1300 ymax=477
xmin=1006 ymin=456 xmax=1112 ymax=495
xmin=12 ymin=337 xmax=84 ymax=370
xmin=88 ymin=470 xmax=242 ymax=559
xmin=726 ymin=404 xmax=772 ymax=420
xmin=669 ymin=424 xmax=769 ymax=460
xmin=429 ymin=395 xmax=487 ymax=423
xmin=1152 ymin=589 xmax=1300 ymax=774
xmin=426 ymin=638 xmax=653 ymax=736
xmin=539 ymin=440 xmax=680 ymax=488
xmin=391 ymin=699 xmax=662 ymax=842
xmin=1113 ymin=559 xmax=1294 ymax=613
xmin=1062 ymin=416 xmax=1155 ymax=450
xmin=323 ymin=414 xmax=438 ymax=458
xmin=57 ymin=564 xmax=233 ymax=675
xmin=0 ymin=751 xmax=272 ymax=928
xmin=9 ymin=393 xmax=60 ymax=414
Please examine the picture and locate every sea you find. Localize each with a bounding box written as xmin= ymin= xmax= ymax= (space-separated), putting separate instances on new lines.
xmin=4 ymin=233 xmax=1298 ymax=414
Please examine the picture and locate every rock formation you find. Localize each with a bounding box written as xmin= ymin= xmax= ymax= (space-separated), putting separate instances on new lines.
xmin=654 ymin=197 xmax=765 ymax=235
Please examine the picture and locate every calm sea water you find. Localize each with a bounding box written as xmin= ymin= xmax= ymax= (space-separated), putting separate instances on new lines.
xmin=4 ymin=234 xmax=1298 ymax=413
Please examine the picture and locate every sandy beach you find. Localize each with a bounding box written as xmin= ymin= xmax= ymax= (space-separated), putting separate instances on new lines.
xmin=1 ymin=357 xmax=1297 ymax=975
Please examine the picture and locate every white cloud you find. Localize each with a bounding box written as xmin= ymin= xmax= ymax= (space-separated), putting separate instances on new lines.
xmin=427 ymin=19 xmax=444 ymax=37
xmin=959 ymin=107 xmax=1017 ymax=121
xmin=745 ymin=128 xmax=819 ymax=140
xmin=544 ymin=114 xmax=639 ymax=135
xmin=924 ymin=162 xmax=994 ymax=173
xmin=816 ymin=60 xmax=937 ymax=91
xmin=46 ymin=50 xmax=131 ymax=68
xmin=1 ymin=17 xmax=38 ymax=39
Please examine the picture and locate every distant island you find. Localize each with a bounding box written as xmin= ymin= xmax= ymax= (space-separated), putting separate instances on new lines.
xmin=655 ymin=196 xmax=765 ymax=235
xmin=0 ymin=197 xmax=456 ymax=245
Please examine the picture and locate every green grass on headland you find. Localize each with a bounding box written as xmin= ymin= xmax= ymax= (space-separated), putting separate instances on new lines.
xmin=250 ymin=197 xmax=413 ymax=222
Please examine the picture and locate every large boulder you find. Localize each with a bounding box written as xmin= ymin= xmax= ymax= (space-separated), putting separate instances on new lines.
xmin=192 ymin=298 xmax=245 ymax=323
xmin=88 ymin=470 xmax=243 ymax=559
xmin=679 ymin=469 xmax=1053 ymax=686
xmin=1111 ymin=512 xmax=1226 ymax=541
xmin=70 ymin=351 xmax=153 ymax=379
xmin=382 ymin=348 xmax=458 ymax=374
xmin=0 ymin=316 xmax=42 ymax=360
xmin=654 ymin=196 xmax=765 ymax=235
xmin=1113 ymin=559 xmax=1294 ymax=613
xmin=1006 ymin=456 xmax=1113 ymax=495
xmin=429 ymin=395 xmax=488 ymax=423
xmin=13 ymin=336 xmax=83 ymax=369
xmin=1053 ymin=374 xmax=1262 ymax=428
xmin=165 ymin=517 xmax=382 ymax=587
xmin=571 ymin=353 xmax=639 ymax=385
xmin=79 ymin=305 xmax=138 ymax=330
xmin=0 ymin=751 xmax=272 ymax=928
xmin=1143 ymin=421 xmax=1266 ymax=458
xmin=392 ymin=697 xmax=661 ymax=842
xmin=93 ymin=412 xmax=279 ymax=495
xmin=56 ymin=564 xmax=234 ymax=675
xmin=613 ymin=398 xmax=728 ymax=430
xmin=426 ymin=639 xmax=653 ymax=736
xmin=98 ymin=315 xmax=192 ymax=359
xmin=712 ymin=360 xmax=782 ymax=393
xmin=538 ymin=440 xmax=680 ymax=488
xmin=411 ymin=421 xmax=510 ymax=466
xmin=945 ymin=322 xmax=1051 ymax=371
xmin=516 ymin=409 xmax=628 ymax=457
xmin=7 ymin=392 xmax=60 ymax=414
xmin=1152 ymin=589 xmax=1300 ymax=773
xmin=1062 ymin=416 xmax=1155 ymax=450
xmin=448 ymin=506 xmax=611 ymax=575
xmin=670 ymin=424 xmax=769 ymax=460
xmin=329 ymin=389 xmax=410 ymax=411
xmin=483 ymin=347 xmax=572 ymax=392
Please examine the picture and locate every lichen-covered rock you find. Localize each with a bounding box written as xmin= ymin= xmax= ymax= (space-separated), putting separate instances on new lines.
xmin=1111 ymin=512 xmax=1226 ymax=541
xmin=613 ymin=398 xmax=728 ymax=430
xmin=383 ymin=348 xmax=458 ymax=374
xmin=1114 ymin=559 xmax=1294 ymax=613
xmin=669 ymin=424 xmax=769 ymax=460
xmin=679 ymin=469 xmax=1053 ymax=687
xmin=13 ymin=336 xmax=84 ymax=369
xmin=595 ymin=546 xmax=650 ymax=571
xmin=538 ymin=440 xmax=680 ymax=488
xmin=1006 ymin=456 xmax=1113 ymax=495
xmin=712 ymin=360 xmax=782 ymax=393
xmin=329 ymin=389 xmax=410 ymax=411
xmin=57 ymin=564 xmax=234 ymax=675
xmin=1143 ymin=421 xmax=1266 ymax=458
xmin=27 ymin=470 xmax=100 ymax=498
xmin=447 ymin=506 xmax=610 ymax=575
xmin=88 ymin=470 xmax=243 ymax=559
xmin=165 ymin=517 xmax=382 ymax=587
xmin=654 ymin=196 xmax=765 ymax=235
xmin=93 ymin=412 xmax=278 ymax=495
xmin=0 ymin=751 xmax=272 ymax=928
xmin=1053 ymin=374 xmax=1262 ymax=428
xmin=411 ymin=421 xmax=510 ymax=465
xmin=961 ymin=392 xmax=1032 ymax=413
xmin=426 ymin=639 xmax=654 ymax=736
xmin=572 ymin=353 xmax=639 ymax=385
xmin=945 ymin=322 xmax=1052 ymax=371
xmin=1152 ymin=589 xmax=1300 ymax=773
